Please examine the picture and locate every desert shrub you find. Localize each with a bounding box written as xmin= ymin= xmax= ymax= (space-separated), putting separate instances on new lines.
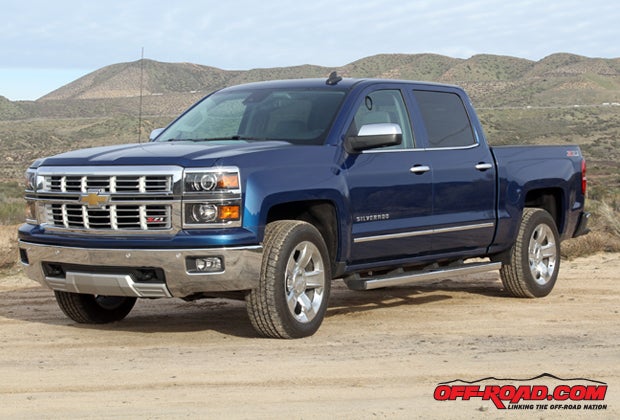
xmin=562 ymin=199 xmax=620 ymax=259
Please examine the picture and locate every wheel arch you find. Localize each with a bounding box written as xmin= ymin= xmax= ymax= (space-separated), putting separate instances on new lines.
xmin=491 ymin=188 xmax=564 ymax=262
xmin=523 ymin=187 xmax=564 ymax=234
xmin=266 ymin=200 xmax=341 ymax=276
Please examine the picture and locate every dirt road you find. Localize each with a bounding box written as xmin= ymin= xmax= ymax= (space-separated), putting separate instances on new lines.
xmin=0 ymin=253 xmax=618 ymax=419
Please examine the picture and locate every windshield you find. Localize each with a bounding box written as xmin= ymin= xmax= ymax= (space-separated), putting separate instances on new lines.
xmin=154 ymin=87 xmax=347 ymax=145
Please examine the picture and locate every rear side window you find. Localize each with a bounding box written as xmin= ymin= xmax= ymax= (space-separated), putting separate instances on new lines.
xmin=412 ymin=90 xmax=476 ymax=148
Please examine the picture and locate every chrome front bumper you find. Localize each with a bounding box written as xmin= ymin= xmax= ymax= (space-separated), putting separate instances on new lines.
xmin=18 ymin=241 xmax=263 ymax=298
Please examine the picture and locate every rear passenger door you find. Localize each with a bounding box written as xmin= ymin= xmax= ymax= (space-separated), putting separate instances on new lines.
xmin=410 ymin=88 xmax=496 ymax=255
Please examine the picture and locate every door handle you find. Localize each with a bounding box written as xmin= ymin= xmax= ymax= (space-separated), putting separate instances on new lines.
xmin=410 ymin=165 xmax=431 ymax=174
xmin=475 ymin=163 xmax=493 ymax=171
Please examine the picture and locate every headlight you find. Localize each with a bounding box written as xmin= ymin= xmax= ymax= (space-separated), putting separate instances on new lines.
xmin=192 ymin=173 xmax=218 ymax=191
xmin=25 ymin=169 xmax=37 ymax=191
xmin=24 ymin=169 xmax=39 ymax=224
xmin=184 ymin=169 xmax=240 ymax=193
xmin=185 ymin=203 xmax=241 ymax=225
xmin=192 ymin=203 xmax=218 ymax=223
xmin=182 ymin=167 xmax=242 ymax=228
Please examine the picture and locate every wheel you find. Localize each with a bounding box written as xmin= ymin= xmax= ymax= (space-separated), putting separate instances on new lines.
xmin=246 ymin=220 xmax=331 ymax=338
xmin=499 ymin=208 xmax=561 ymax=298
xmin=54 ymin=291 xmax=137 ymax=323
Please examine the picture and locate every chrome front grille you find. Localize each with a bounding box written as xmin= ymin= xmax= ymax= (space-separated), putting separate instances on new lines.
xmin=45 ymin=204 xmax=171 ymax=230
xmin=44 ymin=174 xmax=171 ymax=193
xmin=32 ymin=166 xmax=183 ymax=234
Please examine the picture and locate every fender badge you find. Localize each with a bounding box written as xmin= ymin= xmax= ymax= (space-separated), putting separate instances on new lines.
xmin=79 ymin=190 xmax=110 ymax=208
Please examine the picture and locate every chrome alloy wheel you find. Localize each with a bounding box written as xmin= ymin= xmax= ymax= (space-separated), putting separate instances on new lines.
xmin=284 ymin=241 xmax=327 ymax=323
xmin=528 ymin=223 xmax=558 ymax=285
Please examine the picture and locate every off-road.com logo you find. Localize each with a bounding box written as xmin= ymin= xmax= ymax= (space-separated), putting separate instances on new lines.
xmin=434 ymin=373 xmax=607 ymax=410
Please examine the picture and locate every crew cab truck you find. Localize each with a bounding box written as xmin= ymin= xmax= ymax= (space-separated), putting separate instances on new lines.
xmin=19 ymin=75 xmax=590 ymax=338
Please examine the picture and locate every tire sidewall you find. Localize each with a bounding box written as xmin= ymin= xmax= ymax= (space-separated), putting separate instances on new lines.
xmin=519 ymin=210 xmax=561 ymax=297
xmin=270 ymin=223 xmax=331 ymax=338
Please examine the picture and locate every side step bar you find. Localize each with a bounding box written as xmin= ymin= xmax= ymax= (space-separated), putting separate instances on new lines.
xmin=344 ymin=261 xmax=502 ymax=291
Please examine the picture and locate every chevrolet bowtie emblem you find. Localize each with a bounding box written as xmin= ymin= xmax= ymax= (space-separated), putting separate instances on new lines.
xmin=79 ymin=190 xmax=110 ymax=208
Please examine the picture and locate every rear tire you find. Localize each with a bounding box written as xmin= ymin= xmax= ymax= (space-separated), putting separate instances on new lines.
xmin=54 ymin=291 xmax=137 ymax=323
xmin=246 ymin=220 xmax=331 ymax=338
xmin=500 ymin=208 xmax=560 ymax=298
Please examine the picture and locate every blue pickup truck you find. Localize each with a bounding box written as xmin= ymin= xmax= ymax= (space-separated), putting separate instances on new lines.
xmin=19 ymin=74 xmax=589 ymax=338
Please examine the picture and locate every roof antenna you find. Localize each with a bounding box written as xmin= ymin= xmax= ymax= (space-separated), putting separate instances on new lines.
xmin=138 ymin=47 xmax=145 ymax=143
xmin=326 ymin=71 xmax=342 ymax=85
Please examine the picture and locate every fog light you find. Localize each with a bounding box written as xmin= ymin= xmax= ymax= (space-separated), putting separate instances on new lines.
xmin=194 ymin=257 xmax=223 ymax=272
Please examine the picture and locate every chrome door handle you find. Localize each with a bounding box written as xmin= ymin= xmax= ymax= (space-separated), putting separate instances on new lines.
xmin=475 ymin=163 xmax=493 ymax=171
xmin=410 ymin=165 xmax=431 ymax=174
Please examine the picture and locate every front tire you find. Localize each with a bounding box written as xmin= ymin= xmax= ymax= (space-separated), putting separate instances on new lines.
xmin=500 ymin=208 xmax=560 ymax=298
xmin=246 ymin=220 xmax=331 ymax=338
xmin=54 ymin=291 xmax=137 ymax=323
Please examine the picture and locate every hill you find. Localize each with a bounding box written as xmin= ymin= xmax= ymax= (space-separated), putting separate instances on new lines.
xmin=0 ymin=52 xmax=619 ymax=200
xmin=3 ymin=52 xmax=610 ymax=122
xmin=32 ymin=53 xmax=620 ymax=109
xmin=39 ymin=60 xmax=238 ymax=101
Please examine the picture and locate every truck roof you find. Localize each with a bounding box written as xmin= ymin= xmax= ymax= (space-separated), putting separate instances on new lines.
xmin=220 ymin=76 xmax=461 ymax=92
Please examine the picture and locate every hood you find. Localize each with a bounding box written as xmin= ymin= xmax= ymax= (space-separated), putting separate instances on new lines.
xmin=33 ymin=140 xmax=293 ymax=168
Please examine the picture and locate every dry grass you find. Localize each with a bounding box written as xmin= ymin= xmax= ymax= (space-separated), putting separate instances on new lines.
xmin=562 ymin=230 xmax=620 ymax=259
xmin=562 ymin=200 xmax=620 ymax=259
xmin=598 ymin=201 xmax=620 ymax=237
xmin=0 ymin=224 xmax=18 ymax=269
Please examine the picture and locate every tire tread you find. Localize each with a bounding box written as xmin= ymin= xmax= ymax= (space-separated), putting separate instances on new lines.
xmin=499 ymin=208 xmax=560 ymax=298
xmin=54 ymin=291 xmax=136 ymax=323
xmin=246 ymin=220 xmax=330 ymax=338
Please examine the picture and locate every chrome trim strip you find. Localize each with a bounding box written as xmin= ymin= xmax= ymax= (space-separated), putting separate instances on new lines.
xmin=421 ymin=143 xmax=480 ymax=152
xmin=361 ymin=142 xmax=480 ymax=154
xmin=354 ymin=222 xmax=495 ymax=244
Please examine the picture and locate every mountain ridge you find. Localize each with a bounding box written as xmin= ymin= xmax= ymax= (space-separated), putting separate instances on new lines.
xmin=34 ymin=52 xmax=619 ymax=104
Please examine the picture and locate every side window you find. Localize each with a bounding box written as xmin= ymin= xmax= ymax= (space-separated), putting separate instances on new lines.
xmin=412 ymin=90 xmax=476 ymax=148
xmin=348 ymin=89 xmax=415 ymax=149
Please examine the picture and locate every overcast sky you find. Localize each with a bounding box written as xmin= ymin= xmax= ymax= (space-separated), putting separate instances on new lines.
xmin=1 ymin=0 xmax=618 ymax=100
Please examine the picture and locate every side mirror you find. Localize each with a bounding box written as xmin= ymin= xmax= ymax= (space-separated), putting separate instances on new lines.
xmin=149 ymin=128 xmax=165 ymax=141
xmin=345 ymin=123 xmax=402 ymax=152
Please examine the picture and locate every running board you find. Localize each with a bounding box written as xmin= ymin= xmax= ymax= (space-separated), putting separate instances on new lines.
xmin=344 ymin=261 xmax=502 ymax=291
